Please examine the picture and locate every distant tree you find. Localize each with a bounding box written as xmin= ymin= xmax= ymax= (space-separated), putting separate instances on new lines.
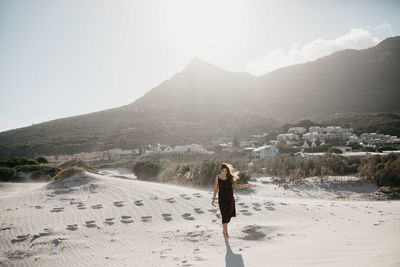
xmin=35 ymin=156 xmax=48 ymax=164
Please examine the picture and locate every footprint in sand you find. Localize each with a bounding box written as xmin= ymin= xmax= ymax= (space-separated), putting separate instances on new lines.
xmin=121 ymin=215 xmax=134 ymax=224
xmin=238 ymin=204 xmax=249 ymax=209
xmin=51 ymin=207 xmax=64 ymax=213
xmin=194 ymin=209 xmax=205 ymax=216
xmin=34 ymin=205 xmax=43 ymax=209
xmin=85 ymin=220 xmax=98 ymax=228
xmin=194 ymin=208 xmax=204 ymax=214
xmin=180 ymin=194 xmax=191 ymax=200
xmin=105 ymin=218 xmax=115 ymax=225
xmin=208 ymin=209 xmax=217 ymax=214
xmin=192 ymin=193 xmax=202 ymax=198
xmin=11 ymin=234 xmax=30 ymax=243
xmin=141 ymin=216 xmax=152 ymax=222
xmin=264 ymin=201 xmax=276 ymax=210
xmin=240 ymin=209 xmax=253 ymax=216
xmin=162 ymin=213 xmax=173 ymax=221
xmin=66 ymin=224 xmax=78 ymax=231
xmin=134 ymin=200 xmax=144 ymax=206
xmin=182 ymin=213 xmax=195 ymax=220
xmin=91 ymin=204 xmax=103 ymax=209
xmin=215 ymin=214 xmax=221 ymax=219
xmin=77 ymin=203 xmax=87 ymax=210
xmin=113 ymin=201 xmax=125 ymax=208
xmin=252 ymin=203 xmax=262 ymax=211
xmin=30 ymin=229 xmax=52 ymax=242
xmin=239 ymin=225 xmax=266 ymax=241
xmin=166 ymin=198 xmax=176 ymax=204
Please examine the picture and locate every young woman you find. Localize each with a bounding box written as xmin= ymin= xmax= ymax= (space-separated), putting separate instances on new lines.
xmin=211 ymin=163 xmax=251 ymax=240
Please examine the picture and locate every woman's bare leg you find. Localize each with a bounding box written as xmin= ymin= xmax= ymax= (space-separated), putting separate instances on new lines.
xmin=222 ymin=223 xmax=229 ymax=239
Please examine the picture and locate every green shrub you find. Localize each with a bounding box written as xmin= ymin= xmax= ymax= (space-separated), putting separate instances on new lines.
xmin=133 ymin=160 xmax=162 ymax=181
xmin=31 ymin=166 xmax=61 ymax=181
xmin=0 ymin=157 xmax=39 ymax=168
xmin=237 ymin=171 xmax=251 ymax=184
xmin=192 ymin=159 xmax=221 ymax=186
xmin=0 ymin=167 xmax=17 ymax=182
xmin=14 ymin=164 xmax=44 ymax=172
xmin=35 ymin=156 xmax=49 ymax=164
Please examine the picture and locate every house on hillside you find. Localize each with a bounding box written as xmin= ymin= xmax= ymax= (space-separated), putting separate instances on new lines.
xmin=288 ymin=127 xmax=306 ymax=135
xmin=252 ymin=144 xmax=279 ymax=159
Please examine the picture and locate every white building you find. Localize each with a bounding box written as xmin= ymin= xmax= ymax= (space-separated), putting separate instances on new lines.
xmin=302 ymin=132 xmax=322 ymax=141
xmin=252 ymin=145 xmax=279 ymax=159
xmin=309 ymin=126 xmax=323 ymax=133
xmin=277 ymin=133 xmax=299 ymax=142
xmin=161 ymin=146 xmax=174 ymax=153
xmin=119 ymin=149 xmax=134 ymax=158
xmin=172 ymin=143 xmax=214 ymax=154
xmin=288 ymin=127 xmax=306 ymax=135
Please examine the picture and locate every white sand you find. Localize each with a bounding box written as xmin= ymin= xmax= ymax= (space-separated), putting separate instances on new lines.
xmin=98 ymin=167 xmax=137 ymax=179
xmin=0 ymin=172 xmax=399 ymax=267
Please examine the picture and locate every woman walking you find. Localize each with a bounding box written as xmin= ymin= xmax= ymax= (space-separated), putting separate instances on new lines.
xmin=211 ymin=163 xmax=251 ymax=240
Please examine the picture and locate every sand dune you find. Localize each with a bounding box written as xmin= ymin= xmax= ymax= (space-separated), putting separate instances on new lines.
xmin=1 ymin=171 xmax=399 ymax=267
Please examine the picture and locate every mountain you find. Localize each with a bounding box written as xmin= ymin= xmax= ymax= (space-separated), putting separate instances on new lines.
xmin=1 ymin=37 xmax=400 ymax=157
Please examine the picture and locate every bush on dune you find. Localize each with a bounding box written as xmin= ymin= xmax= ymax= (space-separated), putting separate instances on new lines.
xmin=357 ymin=153 xmax=400 ymax=187
xmin=133 ymin=160 xmax=162 ymax=181
xmin=248 ymin=153 xmax=361 ymax=182
xmin=31 ymin=166 xmax=61 ymax=181
xmin=0 ymin=157 xmax=61 ymax=182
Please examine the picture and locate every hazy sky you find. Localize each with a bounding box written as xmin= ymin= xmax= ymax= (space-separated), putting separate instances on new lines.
xmin=0 ymin=0 xmax=399 ymax=132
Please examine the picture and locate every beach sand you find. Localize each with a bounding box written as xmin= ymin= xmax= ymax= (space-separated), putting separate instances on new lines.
xmin=1 ymin=171 xmax=399 ymax=267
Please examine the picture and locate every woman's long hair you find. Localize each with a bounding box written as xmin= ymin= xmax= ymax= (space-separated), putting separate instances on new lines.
xmin=221 ymin=163 xmax=240 ymax=183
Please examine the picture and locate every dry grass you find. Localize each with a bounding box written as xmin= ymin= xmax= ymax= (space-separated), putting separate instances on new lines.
xmin=52 ymin=166 xmax=86 ymax=181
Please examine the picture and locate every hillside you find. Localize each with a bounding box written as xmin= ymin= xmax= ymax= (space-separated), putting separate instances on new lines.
xmin=1 ymin=36 xmax=399 ymax=157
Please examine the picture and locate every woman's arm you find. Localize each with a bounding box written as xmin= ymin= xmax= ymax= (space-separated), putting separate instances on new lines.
xmin=211 ymin=175 xmax=218 ymax=207
xmin=233 ymin=182 xmax=251 ymax=189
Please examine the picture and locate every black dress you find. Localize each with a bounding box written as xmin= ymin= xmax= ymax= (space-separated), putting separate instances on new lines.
xmin=218 ymin=174 xmax=236 ymax=224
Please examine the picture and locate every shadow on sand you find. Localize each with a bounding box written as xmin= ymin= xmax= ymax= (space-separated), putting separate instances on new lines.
xmin=225 ymin=238 xmax=245 ymax=267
